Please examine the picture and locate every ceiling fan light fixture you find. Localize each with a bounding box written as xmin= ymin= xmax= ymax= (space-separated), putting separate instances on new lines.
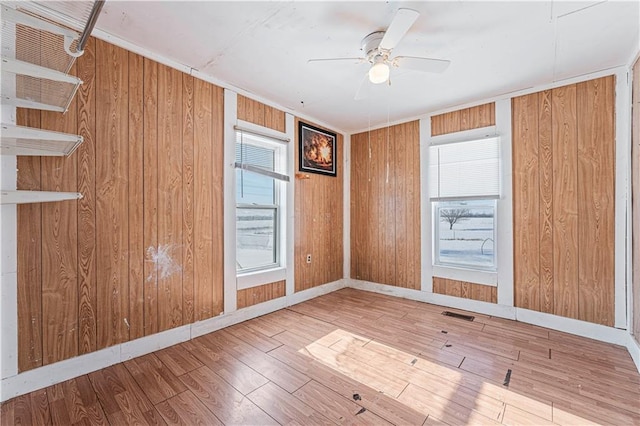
xmin=368 ymin=58 xmax=389 ymax=84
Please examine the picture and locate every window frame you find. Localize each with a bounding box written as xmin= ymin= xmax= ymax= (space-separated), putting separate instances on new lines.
xmin=234 ymin=130 xmax=287 ymax=275
xmin=432 ymin=199 xmax=498 ymax=273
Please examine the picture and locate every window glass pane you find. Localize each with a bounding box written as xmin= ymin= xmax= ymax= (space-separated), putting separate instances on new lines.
xmin=236 ymin=207 xmax=276 ymax=271
xmin=435 ymin=200 xmax=495 ymax=270
xmin=235 ymin=170 xmax=275 ymax=205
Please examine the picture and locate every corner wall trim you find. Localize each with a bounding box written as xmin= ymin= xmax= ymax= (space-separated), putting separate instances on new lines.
xmin=628 ymin=334 xmax=640 ymax=373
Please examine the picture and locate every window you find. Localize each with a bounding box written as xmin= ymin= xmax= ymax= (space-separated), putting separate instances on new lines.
xmin=235 ymin=130 xmax=287 ymax=273
xmin=434 ymin=199 xmax=496 ymax=270
xmin=429 ymin=136 xmax=500 ymax=272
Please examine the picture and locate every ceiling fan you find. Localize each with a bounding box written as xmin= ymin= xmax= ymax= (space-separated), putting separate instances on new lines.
xmin=308 ymin=8 xmax=451 ymax=99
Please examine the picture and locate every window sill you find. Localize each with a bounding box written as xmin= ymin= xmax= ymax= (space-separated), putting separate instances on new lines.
xmin=237 ymin=267 xmax=286 ymax=290
xmin=432 ymin=265 xmax=497 ymax=287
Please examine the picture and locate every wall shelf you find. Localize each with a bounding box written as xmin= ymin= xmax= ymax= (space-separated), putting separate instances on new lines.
xmin=0 ymin=190 xmax=82 ymax=205
xmin=0 ymin=123 xmax=84 ymax=156
xmin=1 ymin=5 xmax=84 ymax=113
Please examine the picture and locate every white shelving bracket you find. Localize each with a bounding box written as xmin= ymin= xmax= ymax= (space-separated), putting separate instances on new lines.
xmin=1 ymin=123 xmax=84 ymax=156
xmin=0 ymin=190 xmax=83 ymax=205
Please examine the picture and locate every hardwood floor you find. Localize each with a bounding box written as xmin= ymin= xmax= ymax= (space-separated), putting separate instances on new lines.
xmin=2 ymin=288 xmax=639 ymax=425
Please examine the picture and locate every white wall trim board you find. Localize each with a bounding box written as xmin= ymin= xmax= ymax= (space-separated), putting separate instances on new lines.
xmin=0 ymin=127 xmax=18 ymax=380
xmin=1 ymin=346 xmax=120 ymax=403
xmin=495 ymin=98 xmax=515 ymax=307
xmin=120 ymin=325 xmax=191 ymax=361
xmin=419 ymin=118 xmax=433 ymax=293
xmin=237 ymin=268 xmax=287 ymax=291
xmin=286 ymin=279 xmax=346 ymax=307
xmin=628 ymin=335 xmax=640 ymax=374
xmin=285 ymin=113 xmax=296 ymax=297
xmin=515 ymin=308 xmax=629 ymax=347
xmin=223 ymin=89 xmax=238 ymax=315
xmin=91 ymin=29 xmax=348 ymax=138
xmin=191 ymin=298 xmax=288 ymax=338
xmin=343 ymin=134 xmax=351 ymax=280
xmin=614 ymin=68 xmax=631 ymax=329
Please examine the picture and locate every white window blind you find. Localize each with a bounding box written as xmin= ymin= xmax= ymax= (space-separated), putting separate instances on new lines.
xmin=235 ymin=130 xmax=289 ymax=182
xmin=429 ymin=137 xmax=500 ymax=200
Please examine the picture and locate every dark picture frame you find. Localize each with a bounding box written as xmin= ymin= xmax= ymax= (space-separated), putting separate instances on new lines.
xmin=298 ymin=121 xmax=337 ymax=177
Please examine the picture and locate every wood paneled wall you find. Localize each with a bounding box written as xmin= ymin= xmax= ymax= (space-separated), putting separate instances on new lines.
xmin=294 ymin=119 xmax=344 ymax=292
xmin=632 ymin=58 xmax=640 ymax=341
xmin=350 ymin=121 xmax=421 ymax=289
xmin=431 ymin=103 xmax=495 ymax=136
xmin=16 ymin=38 xmax=225 ymax=372
xmin=432 ymin=278 xmax=497 ymax=303
xmin=237 ymin=281 xmax=286 ymax=309
xmin=512 ymin=76 xmax=615 ymax=326
xmin=237 ymin=94 xmax=285 ymax=132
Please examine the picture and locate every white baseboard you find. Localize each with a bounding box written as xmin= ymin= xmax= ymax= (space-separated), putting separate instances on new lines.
xmin=515 ymin=308 xmax=629 ymax=346
xmin=121 ymin=325 xmax=191 ymax=361
xmin=286 ymin=279 xmax=346 ymax=306
xmin=348 ymin=279 xmax=516 ymax=319
xmin=628 ymin=334 xmax=640 ymax=373
xmin=1 ymin=346 xmax=120 ymax=402
xmin=0 ymin=279 xmax=346 ymax=402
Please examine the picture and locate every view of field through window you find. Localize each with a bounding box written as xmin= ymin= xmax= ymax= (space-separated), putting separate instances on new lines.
xmin=436 ymin=200 xmax=495 ymax=270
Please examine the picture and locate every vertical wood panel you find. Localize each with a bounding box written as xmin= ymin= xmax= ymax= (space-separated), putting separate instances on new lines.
xmin=95 ymin=40 xmax=129 ymax=348
xmin=237 ymin=281 xmax=286 ymax=309
xmin=143 ymin=58 xmax=159 ymax=336
xmin=350 ymin=133 xmax=367 ymax=281
xmin=17 ymin=109 xmax=43 ymax=371
xmin=512 ymin=76 xmax=615 ymax=326
xmin=294 ymin=119 xmax=344 ymax=292
xmin=238 ymin=95 xmax=285 ymax=132
xmin=350 ymin=122 xmax=419 ymax=289
xmin=76 ymin=37 xmax=97 ymax=354
xmin=40 ymin=66 xmax=79 ymax=365
xmin=193 ymin=79 xmax=214 ymax=321
xmin=432 ymin=278 xmax=497 ymax=303
xmin=212 ymin=86 xmax=225 ymax=315
xmin=538 ymin=90 xmax=554 ymax=314
xmin=512 ymin=93 xmax=540 ymax=310
xmin=394 ymin=123 xmax=407 ymax=288
xmin=552 ymin=84 xmax=579 ymax=320
xmin=431 ymin=103 xmax=495 ymax=136
xmin=576 ymin=76 xmax=615 ymax=326
xmin=182 ymin=74 xmax=195 ymax=324
xmin=128 ymin=51 xmax=145 ymax=340
xmin=157 ymin=64 xmax=184 ymax=332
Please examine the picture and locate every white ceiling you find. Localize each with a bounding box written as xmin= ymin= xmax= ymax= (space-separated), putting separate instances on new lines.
xmin=95 ymin=1 xmax=640 ymax=133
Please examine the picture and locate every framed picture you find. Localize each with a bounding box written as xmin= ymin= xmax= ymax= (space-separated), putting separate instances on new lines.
xmin=298 ymin=121 xmax=337 ymax=177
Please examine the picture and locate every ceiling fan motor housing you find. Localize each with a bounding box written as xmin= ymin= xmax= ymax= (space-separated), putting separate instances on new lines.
xmin=361 ymin=31 xmax=390 ymax=63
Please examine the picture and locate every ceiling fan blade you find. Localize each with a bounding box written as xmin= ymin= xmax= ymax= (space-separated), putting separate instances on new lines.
xmin=379 ymin=8 xmax=419 ymax=50
xmin=307 ymin=57 xmax=366 ymax=64
xmin=354 ymin=73 xmax=370 ymax=100
xmin=393 ymin=56 xmax=451 ymax=73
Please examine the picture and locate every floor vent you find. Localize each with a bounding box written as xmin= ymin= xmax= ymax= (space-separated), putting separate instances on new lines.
xmin=442 ymin=311 xmax=475 ymax=321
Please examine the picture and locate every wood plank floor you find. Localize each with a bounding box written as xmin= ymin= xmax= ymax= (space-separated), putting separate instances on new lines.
xmin=2 ymin=288 xmax=639 ymax=425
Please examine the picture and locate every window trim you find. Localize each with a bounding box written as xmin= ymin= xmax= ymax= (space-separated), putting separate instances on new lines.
xmin=432 ymin=197 xmax=498 ymax=274
xmin=234 ymin=129 xmax=287 ymax=276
